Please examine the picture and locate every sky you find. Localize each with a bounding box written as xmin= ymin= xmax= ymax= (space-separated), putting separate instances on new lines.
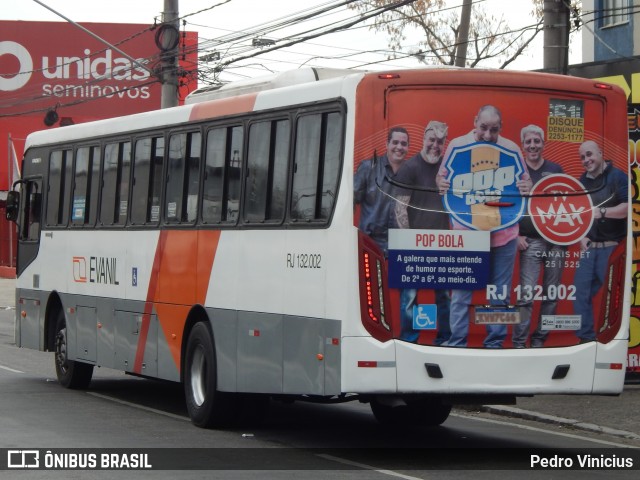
xmin=1 ymin=0 xmax=582 ymax=85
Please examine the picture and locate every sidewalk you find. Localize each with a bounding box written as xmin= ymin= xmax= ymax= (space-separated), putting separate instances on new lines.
xmin=477 ymin=386 xmax=640 ymax=441
xmin=0 ymin=277 xmax=15 ymax=309
xmin=0 ymin=277 xmax=638 ymax=440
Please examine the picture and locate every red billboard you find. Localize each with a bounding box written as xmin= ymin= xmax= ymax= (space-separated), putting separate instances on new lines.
xmin=0 ymin=20 xmax=198 ymax=189
xmin=0 ymin=21 xmax=198 ymax=272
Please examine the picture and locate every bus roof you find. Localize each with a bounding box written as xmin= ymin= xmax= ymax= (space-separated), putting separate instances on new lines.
xmin=24 ymin=67 xmax=361 ymax=151
xmin=185 ymin=67 xmax=359 ymax=104
xmin=24 ymin=67 xmax=623 ymax=151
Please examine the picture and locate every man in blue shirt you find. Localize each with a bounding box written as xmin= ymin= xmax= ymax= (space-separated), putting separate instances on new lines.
xmin=393 ymin=121 xmax=451 ymax=344
xmin=574 ymin=140 xmax=628 ymax=343
xmin=354 ymin=126 xmax=410 ymax=254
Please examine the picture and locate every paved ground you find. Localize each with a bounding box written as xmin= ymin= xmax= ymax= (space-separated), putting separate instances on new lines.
xmin=0 ymin=278 xmax=14 ymax=309
xmin=1 ymin=277 xmax=638 ymax=441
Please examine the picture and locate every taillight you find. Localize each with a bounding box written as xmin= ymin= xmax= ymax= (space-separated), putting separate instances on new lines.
xmin=597 ymin=242 xmax=626 ymax=344
xmin=358 ymin=232 xmax=393 ymax=342
xmin=594 ymin=82 xmax=613 ymax=90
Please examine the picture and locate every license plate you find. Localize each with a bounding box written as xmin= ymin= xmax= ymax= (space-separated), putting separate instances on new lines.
xmin=473 ymin=306 xmax=520 ymax=325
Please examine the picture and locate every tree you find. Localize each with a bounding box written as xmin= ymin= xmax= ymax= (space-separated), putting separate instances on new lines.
xmin=348 ymin=0 xmax=546 ymax=68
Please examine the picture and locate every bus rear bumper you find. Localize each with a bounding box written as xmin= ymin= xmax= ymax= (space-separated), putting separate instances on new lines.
xmin=342 ymin=337 xmax=626 ymax=395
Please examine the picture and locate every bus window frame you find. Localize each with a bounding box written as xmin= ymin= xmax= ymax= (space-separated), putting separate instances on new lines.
xmin=34 ymin=98 xmax=346 ymax=235
xmin=18 ymin=175 xmax=43 ymax=243
xmin=243 ymin=114 xmax=292 ymax=227
xmin=70 ymin=144 xmax=101 ymax=229
xmin=130 ymin=132 xmax=166 ymax=228
xmin=200 ymin=122 xmax=245 ymax=228
xmin=98 ymin=138 xmax=133 ymax=229
xmin=163 ymin=128 xmax=203 ymax=227
xmin=45 ymin=148 xmax=73 ymax=229
xmin=288 ymin=103 xmax=346 ymax=228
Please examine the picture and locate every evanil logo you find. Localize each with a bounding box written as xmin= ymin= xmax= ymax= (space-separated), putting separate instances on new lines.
xmin=0 ymin=41 xmax=33 ymax=91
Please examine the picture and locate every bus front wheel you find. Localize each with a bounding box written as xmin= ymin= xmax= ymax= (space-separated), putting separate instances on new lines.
xmin=184 ymin=322 xmax=237 ymax=428
xmin=54 ymin=310 xmax=93 ymax=389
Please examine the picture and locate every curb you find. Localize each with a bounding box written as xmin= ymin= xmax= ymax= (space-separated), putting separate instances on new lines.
xmin=478 ymin=405 xmax=640 ymax=441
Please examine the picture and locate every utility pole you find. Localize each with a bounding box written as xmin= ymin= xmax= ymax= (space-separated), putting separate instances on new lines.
xmin=543 ymin=0 xmax=570 ymax=74
xmin=454 ymin=0 xmax=472 ymax=67
xmin=159 ymin=0 xmax=180 ymax=108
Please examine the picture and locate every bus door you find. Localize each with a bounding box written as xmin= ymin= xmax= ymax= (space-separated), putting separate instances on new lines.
xmin=13 ymin=148 xmax=48 ymax=276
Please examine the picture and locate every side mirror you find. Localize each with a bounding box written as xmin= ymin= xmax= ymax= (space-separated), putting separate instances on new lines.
xmin=5 ymin=190 xmax=19 ymax=222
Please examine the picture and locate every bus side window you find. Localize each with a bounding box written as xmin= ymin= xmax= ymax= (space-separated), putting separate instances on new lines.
xmin=71 ymin=146 xmax=99 ymax=226
xmin=149 ymin=137 xmax=164 ymax=223
xmin=118 ymin=142 xmax=131 ymax=225
xmin=28 ymin=190 xmax=42 ymax=240
xmin=71 ymin=147 xmax=89 ymax=225
xmin=245 ymin=119 xmax=290 ymax=223
xmin=88 ymin=146 xmax=101 ymax=226
xmin=203 ymin=128 xmax=226 ymax=223
xmin=320 ymin=112 xmax=343 ymax=220
xmin=166 ymin=131 xmax=201 ymax=224
xmin=291 ymin=111 xmax=343 ymax=222
xmin=46 ymin=149 xmax=72 ymax=227
xmin=202 ymin=126 xmax=243 ymax=224
xmin=20 ymin=181 xmax=42 ymax=241
xmin=226 ymin=127 xmax=243 ymax=223
xmin=132 ymin=136 xmax=164 ymax=225
xmin=186 ymin=133 xmax=201 ymax=223
xmin=100 ymin=142 xmax=130 ymax=226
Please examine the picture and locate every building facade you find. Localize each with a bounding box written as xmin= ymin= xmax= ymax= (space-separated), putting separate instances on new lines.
xmin=582 ymin=0 xmax=637 ymax=62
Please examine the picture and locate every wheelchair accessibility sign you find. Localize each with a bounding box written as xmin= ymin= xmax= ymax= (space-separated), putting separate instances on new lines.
xmin=413 ymin=304 xmax=438 ymax=330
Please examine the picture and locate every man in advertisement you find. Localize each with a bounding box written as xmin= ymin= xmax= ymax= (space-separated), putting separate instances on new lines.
xmin=574 ymin=140 xmax=628 ymax=343
xmin=393 ymin=120 xmax=451 ymax=344
xmin=513 ymin=125 xmax=565 ymax=348
xmin=354 ymin=126 xmax=410 ymax=255
xmin=436 ymin=105 xmax=531 ymax=348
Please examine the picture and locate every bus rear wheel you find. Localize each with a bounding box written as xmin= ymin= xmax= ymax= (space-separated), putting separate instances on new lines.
xmin=184 ymin=322 xmax=237 ymax=428
xmin=370 ymin=397 xmax=451 ymax=427
xmin=54 ymin=309 xmax=93 ymax=389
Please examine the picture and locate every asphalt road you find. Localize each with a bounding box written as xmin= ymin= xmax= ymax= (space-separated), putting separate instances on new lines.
xmin=0 ymin=277 xmax=639 ymax=480
xmin=0 ymin=277 xmax=638 ymax=442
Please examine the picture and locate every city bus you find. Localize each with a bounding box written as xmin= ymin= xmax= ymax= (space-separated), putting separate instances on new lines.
xmin=5 ymin=67 xmax=631 ymax=428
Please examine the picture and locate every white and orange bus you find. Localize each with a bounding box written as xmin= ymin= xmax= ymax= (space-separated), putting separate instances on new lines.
xmin=6 ymin=67 xmax=631 ymax=428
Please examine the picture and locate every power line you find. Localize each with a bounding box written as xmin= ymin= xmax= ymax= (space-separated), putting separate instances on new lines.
xmin=5 ymin=1 xmax=640 ymax=116
xmin=212 ymin=0 xmax=419 ymax=71
xmin=185 ymin=0 xmax=544 ymax=77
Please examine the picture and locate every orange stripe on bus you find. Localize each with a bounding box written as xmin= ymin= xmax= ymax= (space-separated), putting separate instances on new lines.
xmin=133 ymin=231 xmax=168 ymax=374
xmin=189 ymin=94 xmax=257 ymax=121
xmin=134 ymin=230 xmax=221 ymax=374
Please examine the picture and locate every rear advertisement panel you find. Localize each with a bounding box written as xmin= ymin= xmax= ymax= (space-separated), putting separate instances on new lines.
xmin=354 ymin=80 xmax=628 ymax=350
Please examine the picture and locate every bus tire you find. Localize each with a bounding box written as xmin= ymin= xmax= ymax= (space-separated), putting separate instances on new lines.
xmin=408 ymin=397 xmax=451 ymax=426
xmin=371 ymin=397 xmax=451 ymax=427
xmin=54 ymin=309 xmax=93 ymax=389
xmin=184 ymin=322 xmax=237 ymax=428
xmin=370 ymin=398 xmax=397 ymax=425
